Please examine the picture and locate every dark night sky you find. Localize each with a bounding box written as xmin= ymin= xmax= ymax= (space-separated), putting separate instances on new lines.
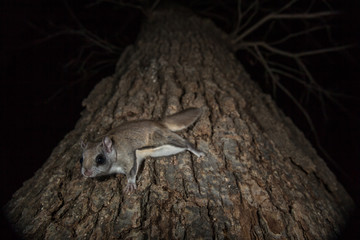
xmin=1 ymin=0 xmax=359 ymax=239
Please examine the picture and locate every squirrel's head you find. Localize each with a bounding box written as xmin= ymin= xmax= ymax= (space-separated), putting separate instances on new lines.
xmin=80 ymin=136 xmax=116 ymax=178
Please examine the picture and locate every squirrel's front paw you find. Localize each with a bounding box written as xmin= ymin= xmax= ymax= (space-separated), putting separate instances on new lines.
xmin=123 ymin=182 xmax=137 ymax=194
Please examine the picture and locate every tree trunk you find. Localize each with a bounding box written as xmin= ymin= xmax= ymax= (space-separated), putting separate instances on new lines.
xmin=4 ymin=6 xmax=354 ymax=240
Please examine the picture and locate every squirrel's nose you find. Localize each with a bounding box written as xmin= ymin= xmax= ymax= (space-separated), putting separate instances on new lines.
xmin=83 ymin=168 xmax=93 ymax=177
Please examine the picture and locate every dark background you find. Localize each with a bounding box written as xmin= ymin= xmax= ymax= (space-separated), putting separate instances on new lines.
xmin=1 ymin=0 xmax=359 ymax=239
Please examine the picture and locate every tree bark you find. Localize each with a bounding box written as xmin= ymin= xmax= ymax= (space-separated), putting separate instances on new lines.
xmin=5 ymin=6 xmax=354 ymax=240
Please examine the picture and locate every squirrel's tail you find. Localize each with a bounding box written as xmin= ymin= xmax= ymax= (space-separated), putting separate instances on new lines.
xmin=161 ymin=108 xmax=202 ymax=132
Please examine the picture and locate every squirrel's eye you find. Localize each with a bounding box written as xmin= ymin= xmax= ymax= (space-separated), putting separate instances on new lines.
xmin=95 ymin=155 xmax=106 ymax=165
xmin=80 ymin=157 xmax=83 ymax=165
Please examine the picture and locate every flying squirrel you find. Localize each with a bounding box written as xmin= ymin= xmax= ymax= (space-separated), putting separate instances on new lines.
xmin=80 ymin=108 xmax=205 ymax=193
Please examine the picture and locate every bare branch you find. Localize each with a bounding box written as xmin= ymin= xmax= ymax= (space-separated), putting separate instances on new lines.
xmin=149 ymin=0 xmax=161 ymax=12
xmin=269 ymin=26 xmax=329 ymax=45
xmin=232 ymin=0 xmax=259 ymax=36
xmin=63 ymin=1 xmax=122 ymax=53
xmin=233 ymin=0 xmax=242 ymax=34
xmin=271 ymin=68 xmax=310 ymax=88
xmin=296 ymin=45 xmax=354 ymax=57
xmin=238 ymin=42 xmax=294 ymax=57
xmin=270 ymin=66 xmax=337 ymax=100
xmin=247 ymin=44 xmax=317 ymax=135
xmin=86 ymin=0 xmax=150 ymax=16
xmin=267 ymin=61 xmax=304 ymax=76
xmin=272 ymin=11 xmax=339 ymax=20
xmin=232 ymin=0 xmax=298 ymax=43
xmin=230 ymin=0 xmax=351 ymax=171
xmin=295 ymin=57 xmax=316 ymax=85
xmin=250 ymin=45 xmax=278 ymax=96
xmin=233 ymin=4 xmax=338 ymax=44
xmin=238 ymin=41 xmax=353 ymax=61
xmin=239 ymin=37 xmax=350 ymax=148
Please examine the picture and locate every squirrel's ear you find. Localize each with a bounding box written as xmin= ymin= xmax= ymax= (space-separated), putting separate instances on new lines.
xmin=80 ymin=140 xmax=87 ymax=150
xmin=103 ymin=136 xmax=113 ymax=153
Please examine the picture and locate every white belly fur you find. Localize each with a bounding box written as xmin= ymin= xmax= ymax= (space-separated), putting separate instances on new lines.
xmin=148 ymin=145 xmax=186 ymax=157
xmin=135 ymin=144 xmax=204 ymax=161
xmin=109 ymin=165 xmax=126 ymax=174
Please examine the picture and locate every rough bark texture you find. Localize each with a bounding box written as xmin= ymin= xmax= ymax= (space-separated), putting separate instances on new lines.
xmin=5 ymin=6 xmax=354 ymax=240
